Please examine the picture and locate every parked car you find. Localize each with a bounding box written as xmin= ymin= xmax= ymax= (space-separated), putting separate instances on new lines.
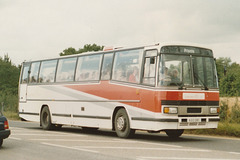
xmin=0 ymin=111 xmax=10 ymax=147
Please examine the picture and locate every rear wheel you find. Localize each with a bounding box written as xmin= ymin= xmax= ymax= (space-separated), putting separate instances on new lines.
xmin=165 ymin=129 xmax=184 ymax=138
xmin=0 ymin=139 xmax=3 ymax=147
xmin=114 ymin=108 xmax=135 ymax=138
xmin=40 ymin=106 xmax=53 ymax=130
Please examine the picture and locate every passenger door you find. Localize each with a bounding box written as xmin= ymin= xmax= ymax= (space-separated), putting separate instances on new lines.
xmin=142 ymin=49 xmax=158 ymax=86
xmin=140 ymin=50 xmax=158 ymax=111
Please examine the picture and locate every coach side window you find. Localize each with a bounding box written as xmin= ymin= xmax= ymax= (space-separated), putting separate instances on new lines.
xmin=29 ymin=62 xmax=40 ymax=83
xmin=101 ymin=53 xmax=113 ymax=80
xmin=56 ymin=57 xmax=77 ymax=82
xmin=75 ymin=54 xmax=102 ymax=81
xmin=38 ymin=60 xmax=57 ymax=83
xmin=112 ymin=49 xmax=143 ymax=83
xmin=21 ymin=64 xmax=30 ymax=84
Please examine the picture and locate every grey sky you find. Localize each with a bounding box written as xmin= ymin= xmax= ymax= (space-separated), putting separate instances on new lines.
xmin=1 ymin=0 xmax=240 ymax=65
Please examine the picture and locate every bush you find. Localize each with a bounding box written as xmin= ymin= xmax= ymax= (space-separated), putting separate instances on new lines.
xmin=219 ymin=101 xmax=229 ymax=122
xmin=0 ymin=91 xmax=18 ymax=113
xmin=230 ymin=104 xmax=240 ymax=123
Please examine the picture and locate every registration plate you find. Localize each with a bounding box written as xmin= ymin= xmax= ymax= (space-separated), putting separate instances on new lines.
xmin=187 ymin=118 xmax=201 ymax=123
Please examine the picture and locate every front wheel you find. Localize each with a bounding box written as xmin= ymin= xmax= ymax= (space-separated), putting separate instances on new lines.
xmin=40 ymin=106 xmax=53 ymax=130
xmin=114 ymin=108 xmax=135 ymax=138
xmin=165 ymin=129 xmax=184 ymax=138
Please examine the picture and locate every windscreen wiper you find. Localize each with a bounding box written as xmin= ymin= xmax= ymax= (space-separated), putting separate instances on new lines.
xmin=178 ymin=82 xmax=185 ymax=90
xmin=192 ymin=69 xmax=208 ymax=90
xmin=170 ymin=81 xmax=185 ymax=90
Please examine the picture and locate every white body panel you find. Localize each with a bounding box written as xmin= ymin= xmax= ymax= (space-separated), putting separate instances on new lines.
xmin=19 ymin=83 xmax=219 ymax=131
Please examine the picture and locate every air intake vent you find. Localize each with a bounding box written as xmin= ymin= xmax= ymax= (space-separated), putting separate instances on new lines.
xmin=187 ymin=108 xmax=201 ymax=113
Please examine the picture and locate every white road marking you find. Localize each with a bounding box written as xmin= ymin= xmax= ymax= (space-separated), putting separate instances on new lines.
xmin=137 ymin=141 xmax=181 ymax=148
xmin=9 ymin=137 xmax=22 ymax=141
xmin=30 ymin=139 xmax=135 ymax=143
xmin=136 ymin=157 xmax=240 ymax=160
xmin=42 ymin=142 xmax=99 ymax=153
xmin=10 ymin=127 xmax=87 ymax=137
xmin=229 ymin=152 xmax=240 ymax=155
xmin=113 ymin=139 xmax=181 ymax=148
xmin=11 ymin=133 xmax=83 ymax=136
xmin=75 ymin=146 xmax=210 ymax=152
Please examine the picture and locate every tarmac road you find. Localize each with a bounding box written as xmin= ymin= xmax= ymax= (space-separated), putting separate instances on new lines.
xmin=1 ymin=121 xmax=240 ymax=160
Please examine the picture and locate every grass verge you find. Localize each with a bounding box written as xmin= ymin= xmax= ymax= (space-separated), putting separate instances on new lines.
xmin=3 ymin=111 xmax=21 ymax=120
xmin=185 ymin=122 xmax=240 ymax=138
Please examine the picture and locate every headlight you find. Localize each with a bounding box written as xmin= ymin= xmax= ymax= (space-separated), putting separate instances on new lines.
xmin=164 ymin=107 xmax=178 ymax=114
xmin=210 ymin=107 xmax=220 ymax=114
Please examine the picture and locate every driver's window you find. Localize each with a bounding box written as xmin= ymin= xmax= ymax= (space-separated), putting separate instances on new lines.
xmin=159 ymin=60 xmax=182 ymax=86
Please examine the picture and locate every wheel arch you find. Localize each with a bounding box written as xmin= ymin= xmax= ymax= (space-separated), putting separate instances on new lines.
xmin=112 ymin=106 xmax=131 ymax=131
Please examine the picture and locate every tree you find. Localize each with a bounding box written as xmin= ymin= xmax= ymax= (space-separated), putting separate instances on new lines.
xmin=216 ymin=57 xmax=231 ymax=81
xmin=59 ymin=44 xmax=104 ymax=56
xmin=0 ymin=54 xmax=20 ymax=112
xmin=0 ymin=54 xmax=20 ymax=94
xmin=59 ymin=47 xmax=77 ymax=56
xmin=215 ymin=57 xmax=240 ymax=97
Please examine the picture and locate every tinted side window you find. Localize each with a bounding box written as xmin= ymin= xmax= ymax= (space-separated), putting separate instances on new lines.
xmin=29 ymin=62 xmax=40 ymax=83
xmin=112 ymin=49 xmax=143 ymax=83
xmin=75 ymin=54 xmax=102 ymax=81
xmin=56 ymin=57 xmax=77 ymax=82
xmin=38 ymin=60 xmax=57 ymax=83
xmin=21 ymin=64 xmax=30 ymax=84
xmin=101 ymin=53 xmax=113 ymax=80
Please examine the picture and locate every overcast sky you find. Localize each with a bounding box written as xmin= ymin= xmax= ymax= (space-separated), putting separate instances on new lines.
xmin=1 ymin=0 xmax=240 ymax=65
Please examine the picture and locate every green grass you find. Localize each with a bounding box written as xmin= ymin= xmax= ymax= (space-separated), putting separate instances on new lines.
xmin=185 ymin=122 xmax=240 ymax=138
xmin=2 ymin=111 xmax=21 ymax=120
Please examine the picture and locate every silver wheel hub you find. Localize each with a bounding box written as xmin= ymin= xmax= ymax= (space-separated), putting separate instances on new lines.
xmin=116 ymin=116 xmax=125 ymax=131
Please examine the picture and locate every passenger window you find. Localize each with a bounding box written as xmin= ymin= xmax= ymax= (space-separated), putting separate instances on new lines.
xmin=75 ymin=54 xmax=102 ymax=81
xmin=29 ymin=62 xmax=40 ymax=83
xmin=21 ymin=64 xmax=30 ymax=84
xmin=112 ymin=49 xmax=143 ymax=83
xmin=56 ymin=57 xmax=77 ymax=82
xmin=38 ymin=60 xmax=57 ymax=83
xmin=101 ymin=53 xmax=113 ymax=80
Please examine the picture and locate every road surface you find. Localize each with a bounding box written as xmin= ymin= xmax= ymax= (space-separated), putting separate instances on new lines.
xmin=1 ymin=121 xmax=240 ymax=160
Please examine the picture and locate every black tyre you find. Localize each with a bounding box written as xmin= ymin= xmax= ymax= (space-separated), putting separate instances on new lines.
xmin=0 ymin=139 xmax=3 ymax=147
xmin=40 ymin=106 xmax=53 ymax=130
xmin=114 ymin=108 xmax=135 ymax=138
xmin=165 ymin=129 xmax=184 ymax=138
